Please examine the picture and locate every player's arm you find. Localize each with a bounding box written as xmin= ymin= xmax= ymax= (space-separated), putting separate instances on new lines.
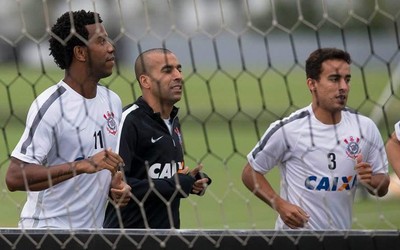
xmin=6 ymin=157 xmax=74 ymax=191
xmin=386 ymin=131 xmax=400 ymax=179
xmin=242 ymin=162 xmax=309 ymax=229
xmin=369 ymin=174 xmax=390 ymax=197
xmin=355 ymin=154 xmax=389 ymax=197
xmin=6 ymin=149 xmax=123 ymax=191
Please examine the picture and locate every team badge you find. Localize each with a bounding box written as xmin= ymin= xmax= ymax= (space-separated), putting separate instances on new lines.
xmin=174 ymin=127 xmax=183 ymax=145
xmin=343 ymin=136 xmax=360 ymax=159
xmin=103 ymin=111 xmax=117 ymax=135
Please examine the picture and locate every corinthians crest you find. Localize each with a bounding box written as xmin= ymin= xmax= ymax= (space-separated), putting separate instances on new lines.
xmin=103 ymin=111 xmax=117 ymax=135
xmin=174 ymin=127 xmax=183 ymax=146
xmin=343 ymin=136 xmax=360 ymax=159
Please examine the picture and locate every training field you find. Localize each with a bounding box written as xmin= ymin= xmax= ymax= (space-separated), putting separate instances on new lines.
xmin=1 ymin=64 xmax=399 ymax=230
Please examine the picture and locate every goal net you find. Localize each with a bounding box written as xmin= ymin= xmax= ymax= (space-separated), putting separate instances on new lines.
xmin=1 ymin=0 xmax=400 ymax=249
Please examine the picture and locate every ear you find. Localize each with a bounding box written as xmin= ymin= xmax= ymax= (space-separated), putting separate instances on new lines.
xmin=139 ymin=75 xmax=151 ymax=89
xmin=73 ymin=46 xmax=87 ymax=62
xmin=307 ymin=78 xmax=315 ymax=93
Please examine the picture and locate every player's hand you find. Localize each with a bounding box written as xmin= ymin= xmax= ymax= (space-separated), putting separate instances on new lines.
xmin=191 ymin=178 xmax=209 ymax=195
xmin=188 ymin=164 xmax=203 ymax=178
xmin=190 ymin=164 xmax=205 ymax=194
xmin=110 ymin=171 xmax=131 ymax=207
xmin=177 ymin=164 xmax=203 ymax=176
xmin=189 ymin=164 xmax=211 ymax=195
xmin=274 ymin=198 xmax=309 ymax=229
xmin=76 ymin=148 xmax=124 ymax=175
xmin=354 ymin=154 xmax=373 ymax=186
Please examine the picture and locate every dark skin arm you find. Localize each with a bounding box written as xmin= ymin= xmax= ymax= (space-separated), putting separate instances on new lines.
xmin=6 ymin=149 xmax=124 ymax=191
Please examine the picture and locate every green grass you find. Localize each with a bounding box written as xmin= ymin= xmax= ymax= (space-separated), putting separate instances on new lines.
xmin=1 ymin=64 xmax=400 ymax=229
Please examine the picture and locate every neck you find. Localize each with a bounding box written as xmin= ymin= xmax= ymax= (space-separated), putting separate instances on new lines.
xmin=63 ymin=70 xmax=98 ymax=98
xmin=143 ymin=96 xmax=173 ymax=119
xmin=312 ymin=103 xmax=342 ymax=125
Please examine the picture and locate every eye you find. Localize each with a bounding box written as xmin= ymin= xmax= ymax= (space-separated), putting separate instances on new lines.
xmin=97 ymin=36 xmax=107 ymax=45
xmin=329 ymin=76 xmax=340 ymax=82
xmin=162 ymin=66 xmax=173 ymax=73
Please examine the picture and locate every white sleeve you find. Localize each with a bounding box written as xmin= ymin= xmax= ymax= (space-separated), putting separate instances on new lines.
xmin=366 ymin=119 xmax=388 ymax=174
xmin=394 ymin=121 xmax=400 ymax=141
xmin=247 ymin=120 xmax=288 ymax=174
xmin=11 ymin=98 xmax=57 ymax=165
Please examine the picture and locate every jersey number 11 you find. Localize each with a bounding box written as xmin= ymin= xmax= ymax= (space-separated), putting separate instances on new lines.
xmin=93 ymin=130 xmax=104 ymax=149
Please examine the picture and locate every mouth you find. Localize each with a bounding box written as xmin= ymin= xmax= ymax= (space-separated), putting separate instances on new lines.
xmin=106 ymin=57 xmax=115 ymax=63
xmin=336 ymin=95 xmax=346 ymax=103
xmin=171 ymin=84 xmax=182 ymax=90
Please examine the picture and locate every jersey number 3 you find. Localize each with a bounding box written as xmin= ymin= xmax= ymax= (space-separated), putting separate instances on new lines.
xmin=327 ymin=152 xmax=336 ymax=170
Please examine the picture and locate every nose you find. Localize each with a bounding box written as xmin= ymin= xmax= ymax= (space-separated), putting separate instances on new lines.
xmin=173 ymin=68 xmax=183 ymax=80
xmin=107 ymin=40 xmax=115 ymax=53
xmin=339 ymin=78 xmax=349 ymax=91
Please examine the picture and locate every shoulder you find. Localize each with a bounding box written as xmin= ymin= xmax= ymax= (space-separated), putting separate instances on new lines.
xmin=97 ymin=85 xmax=121 ymax=100
xmin=259 ymin=107 xmax=311 ymax=145
xmin=342 ymin=107 xmax=376 ymax=126
xmin=28 ymin=82 xmax=67 ymax=113
xmin=271 ymin=106 xmax=311 ymax=130
xmin=36 ymin=82 xmax=67 ymax=101
xmin=342 ymin=108 xmax=381 ymax=139
xmin=22 ymin=83 xmax=69 ymax=129
xmin=122 ymin=97 xmax=153 ymax=116
xmin=394 ymin=121 xmax=400 ymax=133
xmin=285 ymin=106 xmax=311 ymax=122
xmin=120 ymin=102 xmax=142 ymax=125
xmin=123 ymin=103 xmax=140 ymax=115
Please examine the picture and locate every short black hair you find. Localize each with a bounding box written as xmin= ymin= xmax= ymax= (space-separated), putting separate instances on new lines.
xmin=305 ymin=48 xmax=351 ymax=80
xmin=49 ymin=10 xmax=103 ymax=69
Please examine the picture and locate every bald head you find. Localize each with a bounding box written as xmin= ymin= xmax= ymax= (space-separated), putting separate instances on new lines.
xmin=134 ymin=48 xmax=173 ymax=83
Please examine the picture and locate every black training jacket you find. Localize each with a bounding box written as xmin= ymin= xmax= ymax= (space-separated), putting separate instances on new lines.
xmin=103 ymin=97 xmax=196 ymax=229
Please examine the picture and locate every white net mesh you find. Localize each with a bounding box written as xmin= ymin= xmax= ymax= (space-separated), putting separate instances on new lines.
xmin=1 ymin=0 xmax=400 ymax=248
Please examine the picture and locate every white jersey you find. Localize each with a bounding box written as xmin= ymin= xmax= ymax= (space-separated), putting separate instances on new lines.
xmin=12 ymin=80 xmax=122 ymax=229
xmin=393 ymin=121 xmax=400 ymax=141
xmin=247 ymin=104 xmax=388 ymax=230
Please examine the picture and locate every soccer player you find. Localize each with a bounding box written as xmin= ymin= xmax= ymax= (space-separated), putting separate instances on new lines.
xmin=5 ymin=10 xmax=131 ymax=229
xmin=103 ymin=48 xmax=212 ymax=229
xmin=241 ymin=48 xmax=390 ymax=230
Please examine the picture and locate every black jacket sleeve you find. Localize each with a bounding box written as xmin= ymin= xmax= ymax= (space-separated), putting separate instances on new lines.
xmin=125 ymin=173 xmax=196 ymax=200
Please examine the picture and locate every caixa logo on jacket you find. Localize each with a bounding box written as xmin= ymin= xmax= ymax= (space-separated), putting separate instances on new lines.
xmin=148 ymin=162 xmax=184 ymax=179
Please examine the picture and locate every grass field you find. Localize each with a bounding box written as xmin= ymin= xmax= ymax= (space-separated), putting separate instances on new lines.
xmin=1 ymin=64 xmax=400 ymax=229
